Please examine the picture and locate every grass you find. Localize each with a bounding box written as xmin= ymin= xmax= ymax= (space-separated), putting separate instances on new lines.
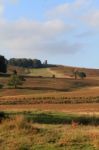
xmin=1 ymin=111 xmax=99 ymax=125
xmin=0 ymin=77 xmax=99 ymax=97
xmin=0 ymin=111 xmax=99 ymax=150
xmin=29 ymin=68 xmax=53 ymax=77
xmin=50 ymin=66 xmax=99 ymax=77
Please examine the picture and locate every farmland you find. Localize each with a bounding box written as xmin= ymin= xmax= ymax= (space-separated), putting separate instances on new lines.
xmin=0 ymin=65 xmax=99 ymax=150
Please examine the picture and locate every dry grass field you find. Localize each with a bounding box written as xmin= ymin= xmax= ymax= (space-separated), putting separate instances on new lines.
xmin=0 ymin=65 xmax=99 ymax=150
xmin=0 ymin=104 xmax=99 ymax=115
xmin=0 ymin=111 xmax=99 ymax=150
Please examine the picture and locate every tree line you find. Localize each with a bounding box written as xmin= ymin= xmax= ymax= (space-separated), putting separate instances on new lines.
xmin=8 ymin=58 xmax=42 ymax=68
xmin=0 ymin=55 xmax=46 ymax=73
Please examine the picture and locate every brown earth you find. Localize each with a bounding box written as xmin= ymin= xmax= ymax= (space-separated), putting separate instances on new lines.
xmin=0 ymin=104 xmax=99 ymax=115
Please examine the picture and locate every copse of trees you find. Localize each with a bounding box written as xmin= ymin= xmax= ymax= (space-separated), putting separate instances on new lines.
xmin=8 ymin=58 xmax=42 ymax=68
xmin=0 ymin=55 xmax=7 ymax=73
xmin=73 ymin=69 xmax=86 ymax=80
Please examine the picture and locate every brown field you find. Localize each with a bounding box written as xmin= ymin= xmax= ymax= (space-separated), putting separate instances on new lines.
xmin=0 ymin=104 xmax=99 ymax=115
xmin=0 ymin=66 xmax=99 ymax=115
xmin=0 ymin=66 xmax=99 ymax=150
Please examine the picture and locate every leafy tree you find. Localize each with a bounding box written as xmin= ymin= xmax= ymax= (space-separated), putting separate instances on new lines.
xmin=8 ymin=58 xmax=42 ymax=68
xmin=78 ymin=72 xmax=86 ymax=80
xmin=0 ymin=55 xmax=7 ymax=73
xmin=8 ymin=74 xmax=23 ymax=89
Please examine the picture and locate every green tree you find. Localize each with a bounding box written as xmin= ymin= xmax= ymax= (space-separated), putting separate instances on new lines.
xmin=8 ymin=74 xmax=23 ymax=89
xmin=78 ymin=72 xmax=86 ymax=80
xmin=0 ymin=55 xmax=7 ymax=73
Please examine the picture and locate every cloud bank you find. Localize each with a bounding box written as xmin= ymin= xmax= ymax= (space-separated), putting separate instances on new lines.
xmin=0 ymin=0 xmax=99 ymax=58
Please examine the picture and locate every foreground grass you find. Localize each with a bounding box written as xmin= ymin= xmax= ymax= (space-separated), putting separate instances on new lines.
xmin=0 ymin=111 xmax=99 ymax=150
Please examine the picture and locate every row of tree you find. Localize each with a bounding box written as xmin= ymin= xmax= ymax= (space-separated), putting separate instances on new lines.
xmin=0 ymin=55 xmax=47 ymax=73
xmin=8 ymin=58 xmax=42 ymax=68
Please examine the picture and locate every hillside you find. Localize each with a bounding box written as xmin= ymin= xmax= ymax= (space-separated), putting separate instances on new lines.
xmin=7 ymin=65 xmax=99 ymax=78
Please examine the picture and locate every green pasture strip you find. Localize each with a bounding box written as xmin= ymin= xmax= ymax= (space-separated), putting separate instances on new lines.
xmin=0 ymin=111 xmax=99 ymax=125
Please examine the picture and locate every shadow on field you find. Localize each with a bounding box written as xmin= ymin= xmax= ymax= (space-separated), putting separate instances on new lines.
xmin=26 ymin=112 xmax=99 ymax=126
xmin=5 ymin=87 xmax=69 ymax=92
xmin=0 ymin=112 xmax=8 ymax=122
xmin=1 ymin=111 xmax=99 ymax=125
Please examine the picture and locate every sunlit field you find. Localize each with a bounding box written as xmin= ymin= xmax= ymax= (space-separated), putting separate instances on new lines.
xmin=0 ymin=66 xmax=99 ymax=150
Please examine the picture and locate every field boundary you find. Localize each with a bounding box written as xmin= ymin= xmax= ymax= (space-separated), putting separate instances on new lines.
xmin=0 ymin=95 xmax=99 ymax=105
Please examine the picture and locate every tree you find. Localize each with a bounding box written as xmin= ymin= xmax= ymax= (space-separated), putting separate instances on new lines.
xmin=73 ymin=68 xmax=78 ymax=80
xmin=78 ymin=72 xmax=86 ymax=80
xmin=32 ymin=59 xmax=42 ymax=68
xmin=0 ymin=55 xmax=7 ymax=73
xmin=8 ymin=74 xmax=23 ymax=89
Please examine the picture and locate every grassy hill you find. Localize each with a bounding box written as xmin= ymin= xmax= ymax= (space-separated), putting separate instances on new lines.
xmin=50 ymin=65 xmax=99 ymax=78
xmin=0 ymin=64 xmax=99 ymax=97
xmin=7 ymin=65 xmax=99 ymax=78
xmin=0 ymin=64 xmax=99 ymax=150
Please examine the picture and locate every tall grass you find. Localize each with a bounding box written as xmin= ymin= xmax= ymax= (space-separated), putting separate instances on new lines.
xmin=0 ymin=112 xmax=99 ymax=150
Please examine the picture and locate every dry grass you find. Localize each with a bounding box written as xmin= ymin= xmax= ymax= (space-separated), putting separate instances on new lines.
xmin=0 ymin=113 xmax=99 ymax=150
xmin=0 ymin=104 xmax=99 ymax=115
xmin=50 ymin=66 xmax=99 ymax=77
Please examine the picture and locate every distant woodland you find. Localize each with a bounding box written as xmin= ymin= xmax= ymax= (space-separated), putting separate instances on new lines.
xmin=0 ymin=55 xmax=51 ymax=73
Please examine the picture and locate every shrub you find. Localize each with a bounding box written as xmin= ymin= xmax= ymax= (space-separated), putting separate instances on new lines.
xmin=0 ymin=84 xmax=3 ymax=89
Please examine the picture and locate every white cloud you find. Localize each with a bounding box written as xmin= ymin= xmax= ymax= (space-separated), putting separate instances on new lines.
xmin=82 ymin=10 xmax=99 ymax=27
xmin=0 ymin=0 xmax=4 ymax=16
xmin=0 ymin=18 xmax=81 ymax=58
xmin=0 ymin=0 xmax=89 ymax=58
xmin=47 ymin=0 xmax=92 ymax=18
xmin=0 ymin=0 xmax=18 ymax=17
xmin=47 ymin=0 xmax=99 ymax=30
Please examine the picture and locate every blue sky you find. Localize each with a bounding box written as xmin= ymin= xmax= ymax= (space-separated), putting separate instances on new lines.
xmin=0 ymin=0 xmax=99 ymax=68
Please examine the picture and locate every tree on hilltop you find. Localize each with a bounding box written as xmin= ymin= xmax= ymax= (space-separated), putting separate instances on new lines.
xmin=78 ymin=72 xmax=86 ymax=80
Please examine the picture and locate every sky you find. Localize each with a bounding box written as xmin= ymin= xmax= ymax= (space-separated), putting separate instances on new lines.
xmin=0 ymin=0 xmax=99 ymax=68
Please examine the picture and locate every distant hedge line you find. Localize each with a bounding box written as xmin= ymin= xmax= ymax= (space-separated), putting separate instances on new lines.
xmin=0 ymin=96 xmax=99 ymax=105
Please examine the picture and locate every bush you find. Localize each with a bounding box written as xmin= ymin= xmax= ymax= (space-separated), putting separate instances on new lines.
xmin=0 ymin=84 xmax=3 ymax=89
xmin=18 ymin=144 xmax=30 ymax=150
xmin=52 ymin=74 xmax=55 ymax=78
